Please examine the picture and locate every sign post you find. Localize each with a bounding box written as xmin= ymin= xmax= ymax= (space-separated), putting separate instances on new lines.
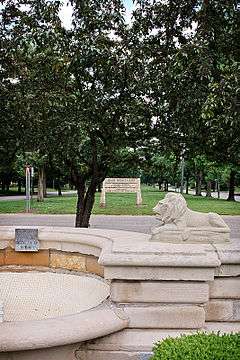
xmin=25 ymin=166 xmax=31 ymax=212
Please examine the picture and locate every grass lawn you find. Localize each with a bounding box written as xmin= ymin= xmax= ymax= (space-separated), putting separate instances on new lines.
xmin=0 ymin=186 xmax=240 ymax=215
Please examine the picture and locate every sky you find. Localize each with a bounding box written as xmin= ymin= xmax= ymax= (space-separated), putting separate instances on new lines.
xmin=59 ymin=0 xmax=135 ymax=29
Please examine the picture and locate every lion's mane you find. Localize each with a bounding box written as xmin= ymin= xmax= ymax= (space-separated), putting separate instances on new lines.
xmin=154 ymin=193 xmax=187 ymax=224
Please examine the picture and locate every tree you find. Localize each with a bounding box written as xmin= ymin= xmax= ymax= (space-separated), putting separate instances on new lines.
xmin=143 ymin=153 xmax=177 ymax=191
xmin=0 ymin=0 xmax=65 ymax=199
xmin=1 ymin=0 xmax=152 ymax=226
xmin=50 ymin=0 xmax=152 ymax=227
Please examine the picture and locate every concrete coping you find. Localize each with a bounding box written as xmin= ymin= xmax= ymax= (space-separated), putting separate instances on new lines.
xmin=0 ymin=226 xmax=239 ymax=268
xmin=0 ymin=302 xmax=128 ymax=352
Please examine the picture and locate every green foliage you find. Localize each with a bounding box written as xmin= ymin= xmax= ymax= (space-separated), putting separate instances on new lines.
xmin=151 ymin=333 xmax=240 ymax=360
xmin=132 ymin=0 xmax=240 ymax=166
xmin=1 ymin=0 xmax=240 ymax=221
xmin=142 ymin=153 xmax=177 ymax=186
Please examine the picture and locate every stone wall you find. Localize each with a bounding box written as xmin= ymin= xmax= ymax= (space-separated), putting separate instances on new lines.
xmin=0 ymin=226 xmax=239 ymax=360
xmin=0 ymin=249 xmax=104 ymax=277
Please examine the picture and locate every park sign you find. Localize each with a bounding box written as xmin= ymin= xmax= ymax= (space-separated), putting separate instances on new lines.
xmin=100 ymin=178 xmax=142 ymax=207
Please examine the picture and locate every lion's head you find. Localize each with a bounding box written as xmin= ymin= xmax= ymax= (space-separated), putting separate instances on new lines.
xmin=153 ymin=193 xmax=187 ymax=223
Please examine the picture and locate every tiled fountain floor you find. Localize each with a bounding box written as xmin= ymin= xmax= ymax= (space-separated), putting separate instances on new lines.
xmin=0 ymin=272 xmax=109 ymax=321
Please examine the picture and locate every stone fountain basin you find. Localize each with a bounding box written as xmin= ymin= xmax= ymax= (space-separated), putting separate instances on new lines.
xmin=0 ymin=272 xmax=109 ymax=321
xmin=0 ymin=272 xmax=127 ymax=352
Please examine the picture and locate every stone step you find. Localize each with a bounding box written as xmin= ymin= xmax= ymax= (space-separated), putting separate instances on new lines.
xmin=123 ymin=305 xmax=205 ymax=329
xmin=111 ymin=281 xmax=209 ymax=303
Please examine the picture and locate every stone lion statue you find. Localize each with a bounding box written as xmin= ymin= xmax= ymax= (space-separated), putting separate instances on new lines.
xmin=151 ymin=193 xmax=230 ymax=243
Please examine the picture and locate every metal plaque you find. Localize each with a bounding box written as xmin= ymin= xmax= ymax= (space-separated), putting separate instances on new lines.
xmin=15 ymin=229 xmax=39 ymax=252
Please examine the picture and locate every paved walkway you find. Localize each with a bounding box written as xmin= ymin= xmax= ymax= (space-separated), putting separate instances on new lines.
xmin=170 ymin=188 xmax=240 ymax=202
xmin=0 ymin=191 xmax=76 ymax=201
xmin=0 ymin=214 xmax=239 ymax=239
xmin=0 ymin=190 xmax=239 ymax=201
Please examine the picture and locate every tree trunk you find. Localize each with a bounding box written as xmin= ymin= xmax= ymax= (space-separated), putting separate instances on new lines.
xmin=73 ymin=134 xmax=106 ymax=228
xmin=43 ymin=168 xmax=47 ymax=197
xmin=56 ymin=178 xmax=62 ymax=196
xmin=206 ymin=180 xmax=212 ymax=197
xmin=164 ymin=181 xmax=168 ymax=192
xmin=227 ymin=170 xmax=235 ymax=201
xmin=195 ymin=171 xmax=202 ymax=196
xmin=212 ymin=181 xmax=216 ymax=192
xmin=37 ymin=167 xmax=44 ymax=202
xmin=6 ymin=182 xmax=10 ymax=192
xmin=75 ymin=179 xmax=97 ymax=228
xmin=158 ymin=180 xmax=162 ymax=191
xmin=1 ymin=176 xmax=11 ymax=192
xmin=17 ymin=179 xmax=21 ymax=194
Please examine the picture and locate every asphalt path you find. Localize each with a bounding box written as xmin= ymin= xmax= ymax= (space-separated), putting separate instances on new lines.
xmin=0 ymin=190 xmax=239 ymax=201
xmin=0 ymin=214 xmax=239 ymax=239
xmin=0 ymin=191 xmax=76 ymax=201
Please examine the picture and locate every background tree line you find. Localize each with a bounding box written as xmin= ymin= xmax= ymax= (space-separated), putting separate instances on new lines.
xmin=1 ymin=0 xmax=239 ymax=226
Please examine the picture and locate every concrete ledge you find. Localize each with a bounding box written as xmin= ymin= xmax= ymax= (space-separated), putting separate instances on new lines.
xmin=101 ymin=242 xmax=219 ymax=267
xmin=76 ymin=350 xmax=152 ymax=360
xmin=105 ymin=266 xmax=215 ymax=281
xmin=205 ymin=300 xmax=233 ymax=321
xmin=215 ymin=264 xmax=240 ymax=277
xmin=0 ymin=226 xmax=113 ymax=257
xmin=0 ymin=227 xmax=220 ymax=273
xmin=0 ymin=343 xmax=80 ymax=360
xmin=111 ymin=281 xmax=209 ymax=303
xmin=81 ymin=329 xmax=197 ymax=352
xmin=123 ymin=305 xmax=205 ymax=329
xmin=214 ymin=242 xmax=240 ymax=265
xmin=0 ymin=226 xmax=222 ymax=283
xmin=0 ymin=304 xmax=128 ymax=352
xmin=205 ymin=300 xmax=240 ymax=321
xmin=209 ymin=278 xmax=240 ymax=299
xmin=205 ymin=321 xmax=240 ymax=333
xmin=80 ymin=323 xmax=240 ymax=353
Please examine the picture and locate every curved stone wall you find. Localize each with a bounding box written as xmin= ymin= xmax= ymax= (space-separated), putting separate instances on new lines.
xmin=0 ymin=249 xmax=104 ymax=277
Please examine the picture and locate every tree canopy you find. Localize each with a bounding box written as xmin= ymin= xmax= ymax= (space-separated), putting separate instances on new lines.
xmin=1 ymin=0 xmax=239 ymax=224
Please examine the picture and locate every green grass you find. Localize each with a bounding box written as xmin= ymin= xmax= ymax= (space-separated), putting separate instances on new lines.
xmin=0 ymin=186 xmax=240 ymax=215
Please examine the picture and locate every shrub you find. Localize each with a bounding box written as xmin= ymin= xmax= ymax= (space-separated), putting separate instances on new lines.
xmin=151 ymin=333 xmax=240 ymax=360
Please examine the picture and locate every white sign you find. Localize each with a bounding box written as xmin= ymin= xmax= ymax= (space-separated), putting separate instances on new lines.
xmin=100 ymin=178 xmax=142 ymax=207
